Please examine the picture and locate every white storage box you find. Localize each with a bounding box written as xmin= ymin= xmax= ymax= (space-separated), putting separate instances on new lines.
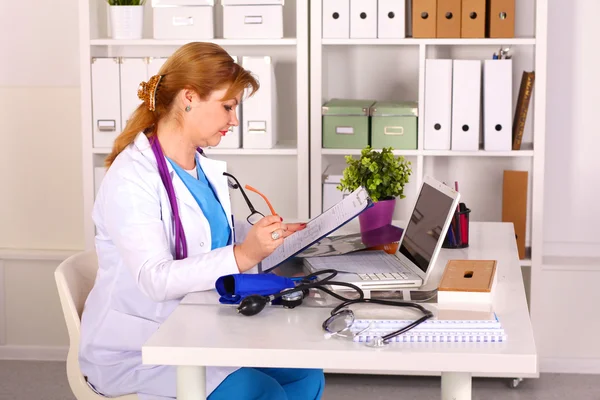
xmin=322 ymin=165 xmax=348 ymax=211
xmin=222 ymin=0 xmax=284 ymax=39
xmin=152 ymin=0 xmax=215 ymax=40
xmin=350 ymin=0 xmax=377 ymax=38
xmin=241 ymin=56 xmax=277 ymax=149
xmin=322 ymin=0 xmax=350 ymax=39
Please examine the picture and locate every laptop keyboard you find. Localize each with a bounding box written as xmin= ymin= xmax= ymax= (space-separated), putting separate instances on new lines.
xmin=358 ymin=256 xmax=411 ymax=280
xmin=359 ymin=272 xmax=409 ymax=281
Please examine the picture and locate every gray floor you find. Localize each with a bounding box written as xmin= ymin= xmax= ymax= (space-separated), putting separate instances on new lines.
xmin=1 ymin=361 xmax=599 ymax=400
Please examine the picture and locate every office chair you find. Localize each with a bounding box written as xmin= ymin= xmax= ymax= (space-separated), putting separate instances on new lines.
xmin=55 ymin=251 xmax=138 ymax=400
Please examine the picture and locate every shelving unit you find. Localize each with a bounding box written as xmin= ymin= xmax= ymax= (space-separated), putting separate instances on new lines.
xmin=79 ymin=0 xmax=309 ymax=250
xmin=310 ymin=0 xmax=547 ymax=273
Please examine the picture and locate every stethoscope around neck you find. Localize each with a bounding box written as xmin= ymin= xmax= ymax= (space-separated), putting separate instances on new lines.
xmin=151 ymin=136 xmax=240 ymax=260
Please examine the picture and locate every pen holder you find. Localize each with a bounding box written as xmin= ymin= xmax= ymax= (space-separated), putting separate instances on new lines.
xmin=442 ymin=204 xmax=470 ymax=249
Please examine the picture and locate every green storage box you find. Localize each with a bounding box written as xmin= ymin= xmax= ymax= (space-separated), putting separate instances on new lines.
xmin=370 ymin=101 xmax=418 ymax=150
xmin=322 ymin=99 xmax=375 ymax=149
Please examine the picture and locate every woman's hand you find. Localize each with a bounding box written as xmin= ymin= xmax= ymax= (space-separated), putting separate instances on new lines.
xmin=282 ymin=222 xmax=307 ymax=238
xmin=233 ymin=215 xmax=287 ymax=272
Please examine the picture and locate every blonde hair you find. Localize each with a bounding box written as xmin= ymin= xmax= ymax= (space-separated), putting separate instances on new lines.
xmin=105 ymin=42 xmax=259 ymax=168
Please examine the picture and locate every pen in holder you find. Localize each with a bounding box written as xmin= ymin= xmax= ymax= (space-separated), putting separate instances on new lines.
xmin=442 ymin=203 xmax=471 ymax=249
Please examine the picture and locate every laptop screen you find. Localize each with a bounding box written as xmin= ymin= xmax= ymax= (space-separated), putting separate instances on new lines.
xmin=399 ymin=182 xmax=455 ymax=273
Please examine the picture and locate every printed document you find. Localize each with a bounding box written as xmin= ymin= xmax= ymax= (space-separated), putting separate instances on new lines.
xmin=261 ymin=187 xmax=371 ymax=272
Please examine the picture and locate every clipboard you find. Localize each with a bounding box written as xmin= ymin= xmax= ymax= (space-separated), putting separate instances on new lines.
xmin=260 ymin=186 xmax=374 ymax=273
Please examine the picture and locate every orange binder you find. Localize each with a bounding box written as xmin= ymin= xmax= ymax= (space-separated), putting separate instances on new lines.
xmin=488 ymin=0 xmax=515 ymax=38
xmin=437 ymin=0 xmax=461 ymax=38
xmin=412 ymin=0 xmax=438 ymax=38
xmin=461 ymin=0 xmax=485 ymax=38
xmin=502 ymin=170 xmax=528 ymax=259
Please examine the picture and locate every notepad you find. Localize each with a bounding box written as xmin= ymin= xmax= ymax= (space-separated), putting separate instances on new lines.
xmin=350 ymin=316 xmax=506 ymax=343
xmin=260 ymin=187 xmax=373 ymax=272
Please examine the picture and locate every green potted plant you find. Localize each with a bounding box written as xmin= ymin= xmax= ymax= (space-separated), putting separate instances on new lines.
xmin=337 ymin=146 xmax=412 ymax=232
xmin=107 ymin=0 xmax=145 ymax=40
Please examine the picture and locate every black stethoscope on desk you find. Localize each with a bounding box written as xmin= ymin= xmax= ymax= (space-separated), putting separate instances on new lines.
xmin=236 ymin=269 xmax=434 ymax=347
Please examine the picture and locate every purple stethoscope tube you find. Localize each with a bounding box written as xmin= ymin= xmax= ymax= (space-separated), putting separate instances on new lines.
xmin=151 ymin=136 xmax=209 ymax=260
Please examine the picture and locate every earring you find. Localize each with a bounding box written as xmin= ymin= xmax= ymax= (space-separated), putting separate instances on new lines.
xmin=185 ymin=105 xmax=191 ymax=112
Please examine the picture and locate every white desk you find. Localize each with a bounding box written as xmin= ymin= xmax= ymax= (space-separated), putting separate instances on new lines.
xmin=142 ymin=222 xmax=538 ymax=400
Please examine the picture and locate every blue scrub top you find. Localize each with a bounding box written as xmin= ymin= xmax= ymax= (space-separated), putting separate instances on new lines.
xmin=167 ymin=156 xmax=232 ymax=250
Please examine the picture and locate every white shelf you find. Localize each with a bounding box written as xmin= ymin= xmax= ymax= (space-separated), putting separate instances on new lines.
xmin=90 ymin=38 xmax=298 ymax=46
xmin=81 ymin=0 xmax=310 ymax=249
xmin=92 ymin=142 xmax=298 ymax=156
xmin=321 ymin=148 xmax=534 ymax=157
xmin=322 ymin=148 xmax=420 ymax=156
xmin=322 ymin=38 xmax=536 ymax=46
xmin=421 ymin=149 xmax=534 ymax=157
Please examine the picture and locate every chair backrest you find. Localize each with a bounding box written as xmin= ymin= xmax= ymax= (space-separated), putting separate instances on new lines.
xmin=55 ymin=250 xmax=99 ymax=340
xmin=55 ymin=251 xmax=138 ymax=400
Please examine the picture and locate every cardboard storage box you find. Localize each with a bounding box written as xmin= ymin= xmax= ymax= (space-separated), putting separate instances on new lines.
xmin=370 ymin=101 xmax=418 ymax=149
xmin=322 ymin=99 xmax=374 ymax=149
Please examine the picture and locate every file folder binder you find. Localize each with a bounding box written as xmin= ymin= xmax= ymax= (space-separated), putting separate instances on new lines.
xmin=483 ymin=59 xmax=512 ymax=151
xmin=377 ymin=0 xmax=406 ymax=38
xmin=451 ymin=60 xmax=481 ymax=151
xmin=437 ymin=0 xmax=461 ymax=38
xmin=91 ymin=58 xmax=121 ymax=149
xmin=146 ymin=57 xmax=167 ymax=78
xmin=487 ymin=0 xmax=514 ymax=38
xmin=412 ymin=0 xmax=437 ymax=38
xmin=119 ymin=58 xmax=147 ymax=129
xmin=322 ymin=0 xmax=350 ymax=39
xmin=242 ymin=56 xmax=277 ymax=149
xmin=461 ymin=0 xmax=485 ymax=37
xmin=424 ymin=59 xmax=453 ymax=150
xmin=218 ymin=56 xmax=242 ymax=149
xmin=350 ymin=0 xmax=377 ymax=39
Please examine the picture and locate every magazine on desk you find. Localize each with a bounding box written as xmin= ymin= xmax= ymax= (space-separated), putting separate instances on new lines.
xmin=260 ymin=187 xmax=373 ymax=272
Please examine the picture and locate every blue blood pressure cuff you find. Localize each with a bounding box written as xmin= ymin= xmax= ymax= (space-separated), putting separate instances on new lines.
xmin=215 ymin=273 xmax=296 ymax=305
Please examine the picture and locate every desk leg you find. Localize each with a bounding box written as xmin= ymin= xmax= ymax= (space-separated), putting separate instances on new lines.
xmin=177 ymin=366 xmax=206 ymax=400
xmin=441 ymin=372 xmax=471 ymax=400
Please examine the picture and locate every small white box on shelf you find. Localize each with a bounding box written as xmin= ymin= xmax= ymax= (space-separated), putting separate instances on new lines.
xmin=91 ymin=58 xmax=121 ymax=149
xmin=152 ymin=0 xmax=215 ymax=39
xmin=222 ymin=0 xmax=284 ymax=39
xmin=377 ymin=0 xmax=405 ymax=38
xmin=350 ymin=0 xmax=377 ymax=38
xmin=322 ymin=0 xmax=350 ymax=39
xmin=241 ymin=56 xmax=277 ymax=149
xmin=322 ymin=165 xmax=347 ymax=211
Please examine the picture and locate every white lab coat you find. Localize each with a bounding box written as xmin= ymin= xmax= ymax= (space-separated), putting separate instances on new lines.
xmin=79 ymin=132 xmax=252 ymax=400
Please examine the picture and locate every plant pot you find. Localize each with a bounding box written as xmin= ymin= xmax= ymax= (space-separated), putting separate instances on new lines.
xmin=358 ymin=198 xmax=396 ymax=233
xmin=110 ymin=6 xmax=143 ymax=40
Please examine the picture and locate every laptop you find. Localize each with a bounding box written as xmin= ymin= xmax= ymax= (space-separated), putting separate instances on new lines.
xmin=303 ymin=176 xmax=460 ymax=290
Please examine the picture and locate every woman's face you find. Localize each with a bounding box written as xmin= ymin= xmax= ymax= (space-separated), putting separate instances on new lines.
xmin=182 ymin=87 xmax=241 ymax=148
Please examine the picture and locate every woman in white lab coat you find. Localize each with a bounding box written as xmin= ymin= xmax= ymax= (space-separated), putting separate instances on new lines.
xmin=79 ymin=42 xmax=325 ymax=400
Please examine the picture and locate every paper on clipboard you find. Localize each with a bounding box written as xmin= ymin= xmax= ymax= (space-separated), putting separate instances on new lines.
xmin=260 ymin=187 xmax=372 ymax=272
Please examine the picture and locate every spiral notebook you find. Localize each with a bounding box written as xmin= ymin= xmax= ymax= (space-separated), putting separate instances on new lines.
xmin=260 ymin=187 xmax=373 ymax=272
xmin=350 ymin=316 xmax=506 ymax=343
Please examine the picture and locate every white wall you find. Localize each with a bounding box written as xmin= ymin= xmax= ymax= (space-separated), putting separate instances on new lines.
xmin=534 ymin=0 xmax=600 ymax=373
xmin=0 ymin=0 xmax=82 ymax=354
xmin=543 ymin=0 xmax=600 ymax=257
